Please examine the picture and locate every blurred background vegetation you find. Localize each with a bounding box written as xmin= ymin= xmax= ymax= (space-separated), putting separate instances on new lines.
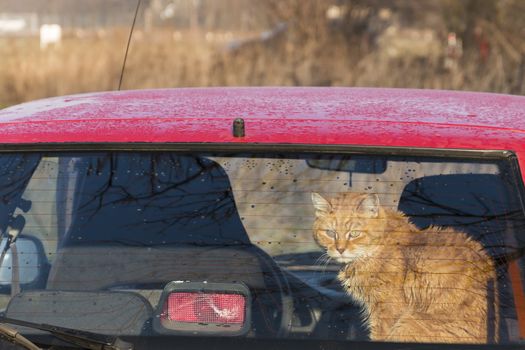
xmin=1 ymin=0 xmax=524 ymax=108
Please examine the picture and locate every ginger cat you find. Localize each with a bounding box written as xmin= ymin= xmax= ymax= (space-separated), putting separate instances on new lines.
xmin=311 ymin=192 xmax=499 ymax=344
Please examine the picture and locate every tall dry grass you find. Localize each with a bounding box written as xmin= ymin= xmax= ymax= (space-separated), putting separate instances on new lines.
xmin=1 ymin=22 xmax=524 ymax=109
xmin=0 ymin=29 xmax=215 ymax=107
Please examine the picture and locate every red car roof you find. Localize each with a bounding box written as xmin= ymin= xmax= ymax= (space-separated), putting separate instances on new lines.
xmin=0 ymin=87 xmax=524 ymax=152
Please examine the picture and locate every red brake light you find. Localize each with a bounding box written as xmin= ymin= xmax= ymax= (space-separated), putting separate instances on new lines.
xmin=164 ymin=292 xmax=246 ymax=325
xmin=154 ymin=282 xmax=251 ymax=335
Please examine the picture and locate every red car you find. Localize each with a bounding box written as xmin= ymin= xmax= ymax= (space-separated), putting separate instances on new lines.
xmin=0 ymin=87 xmax=523 ymax=349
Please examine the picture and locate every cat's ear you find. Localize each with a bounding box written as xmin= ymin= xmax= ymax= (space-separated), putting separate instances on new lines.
xmin=356 ymin=194 xmax=380 ymax=218
xmin=311 ymin=192 xmax=332 ymax=215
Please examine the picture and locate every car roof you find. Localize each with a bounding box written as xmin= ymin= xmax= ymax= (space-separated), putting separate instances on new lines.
xmin=0 ymin=87 xmax=524 ymax=153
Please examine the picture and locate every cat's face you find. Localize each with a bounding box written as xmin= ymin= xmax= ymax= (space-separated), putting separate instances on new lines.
xmin=312 ymin=192 xmax=383 ymax=264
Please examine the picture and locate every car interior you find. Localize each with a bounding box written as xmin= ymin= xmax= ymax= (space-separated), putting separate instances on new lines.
xmin=0 ymin=152 xmax=524 ymax=343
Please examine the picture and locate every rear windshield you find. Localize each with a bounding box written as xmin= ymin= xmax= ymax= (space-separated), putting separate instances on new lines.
xmin=1 ymin=151 xmax=524 ymax=347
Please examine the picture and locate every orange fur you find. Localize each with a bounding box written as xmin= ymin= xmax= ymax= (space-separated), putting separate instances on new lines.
xmin=312 ymin=192 xmax=498 ymax=344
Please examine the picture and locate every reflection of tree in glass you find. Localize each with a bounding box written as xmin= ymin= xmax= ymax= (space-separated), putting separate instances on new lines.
xmin=66 ymin=153 xmax=249 ymax=246
xmin=0 ymin=155 xmax=41 ymax=234
xmin=398 ymin=174 xmax=525 ymax=267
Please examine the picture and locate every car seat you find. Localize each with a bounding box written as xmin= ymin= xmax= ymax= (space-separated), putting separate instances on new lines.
xmin=398 ymin=173 xmax=525 ymax=343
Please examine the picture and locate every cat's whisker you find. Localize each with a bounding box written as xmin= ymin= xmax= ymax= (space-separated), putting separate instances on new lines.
xmin=321 ymin=255 xmax=333 ymax=273
xmin=314 ymin=253 xmax=335 ymax=278
xmin=315 ymin=252 xmax=329 ymax=266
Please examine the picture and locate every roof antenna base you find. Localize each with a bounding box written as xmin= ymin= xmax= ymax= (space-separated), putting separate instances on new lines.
xmin=233 ymin=118 xmax=245 ymax=138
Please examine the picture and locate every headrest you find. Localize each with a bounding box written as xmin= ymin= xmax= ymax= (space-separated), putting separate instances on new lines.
xmin=398 ymin=174 xmax=521 ymax=258
xmin=64 ymin=154 xmax=250 ymax=246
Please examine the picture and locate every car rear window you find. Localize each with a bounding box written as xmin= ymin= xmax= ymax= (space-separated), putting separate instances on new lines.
xmin=1 ymin=150 xmax=524 ymax=346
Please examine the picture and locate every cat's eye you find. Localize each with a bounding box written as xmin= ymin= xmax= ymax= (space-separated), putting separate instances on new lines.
xmin=325 ymin=230 xmax=337 ymax=238
xmin=348 ymin=230 xmax=361 ymax=238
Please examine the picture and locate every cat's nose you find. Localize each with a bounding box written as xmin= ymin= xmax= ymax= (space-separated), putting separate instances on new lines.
xmin=336 ymin=247 xmax=345 ymax=254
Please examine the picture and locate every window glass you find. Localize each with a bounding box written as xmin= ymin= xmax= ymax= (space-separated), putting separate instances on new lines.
xmin=0 ymin=151 xmax=524 ymax=346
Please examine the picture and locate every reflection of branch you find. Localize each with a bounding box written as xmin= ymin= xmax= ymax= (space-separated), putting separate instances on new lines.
xmin=148 ymin=196 xmax=238 ymax=237
xmin=402 ymin=183 xmax=525 ymax=267
xmin=0 ymin=155 xmax=41 ymax=233
xmin=71 ymin=154 xmax=245 ymax=243
xmin=403 ymin=187 xmax=521 ymax=227
xmin=77 ymin=155 xmax=115 ymax=222
xmin=78 ymin=155 xmax=218 ymax=221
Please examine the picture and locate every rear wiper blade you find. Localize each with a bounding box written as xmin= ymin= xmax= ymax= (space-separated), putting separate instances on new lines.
xmin=0 ymin=317 xmax=133 ymax=350
xmin=0 ymin=323 xmax=40 ymax=350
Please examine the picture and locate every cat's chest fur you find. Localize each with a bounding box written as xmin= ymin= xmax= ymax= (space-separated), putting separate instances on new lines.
xmin=338 ymin=247 xmax=407 ymax=310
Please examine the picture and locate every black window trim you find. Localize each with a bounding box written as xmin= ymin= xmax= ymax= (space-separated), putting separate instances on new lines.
xmin=0 ymin=143 xmax=516 ymax=160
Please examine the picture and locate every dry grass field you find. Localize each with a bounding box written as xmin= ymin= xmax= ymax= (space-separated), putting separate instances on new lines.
xmin=0 ymin=29 xmax=218 ymax=107
xmin=1 ymin=5 xmax=524 ymax=109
